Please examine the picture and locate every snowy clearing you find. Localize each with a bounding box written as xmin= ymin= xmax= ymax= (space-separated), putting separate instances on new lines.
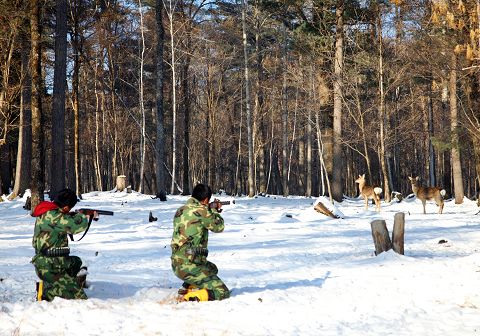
xmin=1 ymin=191 xmax=479 ymax=335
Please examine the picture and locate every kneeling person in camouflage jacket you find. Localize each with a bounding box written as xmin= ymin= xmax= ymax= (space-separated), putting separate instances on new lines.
xmin=171 ymin=184 xmax=230 ymax=301
xmin=31 ymin=189 xmax=95 ymax=301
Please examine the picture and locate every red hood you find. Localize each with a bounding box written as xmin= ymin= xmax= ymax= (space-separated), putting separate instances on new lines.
xmin=32 ymin=201 xmax=59 ymax=217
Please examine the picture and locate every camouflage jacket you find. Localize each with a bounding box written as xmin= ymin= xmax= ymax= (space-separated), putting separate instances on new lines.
xmin=171 ymin=197 xmax=224 ymax=252
xmin=31 ymin=201 xmax=88 ymax=256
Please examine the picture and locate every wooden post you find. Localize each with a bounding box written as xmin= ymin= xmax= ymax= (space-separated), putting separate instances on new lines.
xmin=392 ymin=212 xmax=405 ymax=255
xmin=313 ymin=201 xmax=339 ymax=219
xmin=116 ymin=175 xmax=127 ymax=192
xmin=370 ymin=219 xmax=392 ymax=255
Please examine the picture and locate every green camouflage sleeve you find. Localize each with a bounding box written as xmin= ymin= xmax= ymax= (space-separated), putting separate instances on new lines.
xmin=200 ymin=207 xmax=224 ymax=233
xmin=46 ymin=210 xmax=89 ymax=235
xmin=171 ymin=198 xmax=225 ymax=249
xmin=33 ymin=210 xmax=89 ymax=252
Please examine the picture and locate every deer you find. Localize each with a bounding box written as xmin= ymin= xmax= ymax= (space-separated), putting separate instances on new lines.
xmin=408 ymin=176 xmax=446 ymax=214
xmin=355 ymin=174 xmax=382 ymax=212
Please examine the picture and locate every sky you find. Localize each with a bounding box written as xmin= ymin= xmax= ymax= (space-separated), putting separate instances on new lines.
xmin=1 ymin=189 xmax=479 ymax=335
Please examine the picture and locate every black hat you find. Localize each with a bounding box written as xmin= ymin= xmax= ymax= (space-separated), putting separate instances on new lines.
xmin=53 ymin=189 xmax=79 ymax=208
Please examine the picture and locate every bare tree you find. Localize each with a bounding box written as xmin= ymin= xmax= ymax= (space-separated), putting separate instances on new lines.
xmin=376 ymin=3 xmax=391 ymax=203
xmin=449 ymin=52 xmax=464 ymax=203
xmin=138 ymin=0 xmax=146 ymax=193
xmin=165 ymin=0 xmax=179 ymax=194
xmin=241 ymin=0 xmax=255 ymax=197
xmin=331 ymin=0 xmax=344 ymax=202
xmin=50 ymin=0 xmax=68 ymax=199
xmin=69 ymin=0 xmax=83 ymax=193
xmin=30 ymin=0 xmax=45 ymax=211
xmin=155 ymin=0 xmax=167 ymax=196
xmin=9 ymin=32 xmax=32 ymax=200
xmin=281 ymin=23 xmax=289 ymax=197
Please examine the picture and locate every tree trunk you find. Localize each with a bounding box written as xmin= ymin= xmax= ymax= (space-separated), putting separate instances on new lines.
xmin=332 ymin=0 xmax=344 ymax=202
xmin=377 ymin=6 xmax=391 ymax=203
xmin=254 ymin=9 xmax=266 ymax=195
xmin=0 ymin=145 xmax=10 ymax=195
xmin=315 ymin=114 xmax=333 ymax=200
xmin=10 ymin=33 xmax=32 ymax=200
xmin=66 ymin=1 xmax=79 ymax=192
xmin=428 ymin=78 xmax=436 ymax=187
xmin=356 ymin=86 xmax=372 ymax=181
xmin=138 ymin=0 xmax=146 ymax=193
xmin=181 ymin=54 xmax=191 ymax=195
xmin=473 ymin=138 xmax=480 ymax=199
xmin=371 ymin=219 xmax=392 ymax=255
xmin=450 ymin=52 xmax=464 ymax=204
xmin=73 ymin=62 xmax=80 ymax=195
xmin=392 ymin=212 xmax=405 ymax=255
xmin=93 ymin=55 xmax=103 ymax=191
xmin=242 ymin=0 xmax=255 ymax=197
xmin=298 ymin=135 xmax=305 ymax=194
xmin=30 ymin=0 xmax=44 ymax=211
xmin=281 ymin=23 xmax=289 ymax=197
xmin=306 ymin=65 xmax=316 ymax=198
xmin=287 ymin=88 xmax=299 ymax=191
xmin=0 ymin=18 xmax=16 ymax=146
xmin=441 ymin=79 xmax=452 ymax=194
xmin=155 ymin=0 xmax=166 ymax=197
xmin=50 ymin=0 xmax=68 ymax=199
xmin=167 ymin=0 xmax=178 ymax=194
xmin=306 ymin=100 xmax=312 ymax=198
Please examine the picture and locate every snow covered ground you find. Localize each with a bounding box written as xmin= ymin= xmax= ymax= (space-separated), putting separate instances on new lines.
xmin=1 ymin=190 xmax=479 ymax=335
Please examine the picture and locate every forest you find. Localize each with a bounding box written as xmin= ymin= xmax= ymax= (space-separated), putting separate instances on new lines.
xmin=0 ymin=0 xmax=479 ymax=210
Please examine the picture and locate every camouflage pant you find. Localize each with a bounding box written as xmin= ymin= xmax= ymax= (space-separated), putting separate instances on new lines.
xmin=171 ymin=252 xmax=230 ymax=300
xmin=32 ymin=255 xmax=87 ymax=301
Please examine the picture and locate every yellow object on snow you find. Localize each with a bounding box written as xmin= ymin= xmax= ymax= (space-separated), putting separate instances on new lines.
xmin=36 ymin=281 xmax=43 ymax=301
xmin=183 ymin=288 xmax=209 ymax=302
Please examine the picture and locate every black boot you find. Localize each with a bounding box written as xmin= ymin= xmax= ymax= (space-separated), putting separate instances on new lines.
xmin=76 ymin=267 xmax=88 ymax=289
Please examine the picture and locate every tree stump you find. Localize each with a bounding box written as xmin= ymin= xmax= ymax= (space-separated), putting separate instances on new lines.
xmin=116 ymin=175 xmax=127 ymax=192
xmin=23 ymin=196 xmax=31 ymax=210
xmin=392 ymin=212 xmax=405 ymax=255
xmin=370 ymin=219 xmax=392 ymax=255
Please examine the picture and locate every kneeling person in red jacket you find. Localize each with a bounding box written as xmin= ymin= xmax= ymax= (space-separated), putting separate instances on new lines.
xmin=31 ymin=189 xmax=95 ymax=301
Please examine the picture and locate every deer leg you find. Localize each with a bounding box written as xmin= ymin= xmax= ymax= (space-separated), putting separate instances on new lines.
xmin=438 ymin=201 xmax=444 ymax=214
xmin=422 ymin=200 xmax=427 ymax=214
xmin=364 ymin=197 xmax=368 ymax=210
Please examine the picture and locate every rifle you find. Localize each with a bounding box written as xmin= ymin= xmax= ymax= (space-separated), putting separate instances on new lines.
xmin=69 ymin=208 xmax=114 ymax=241
xmin=78 ymin=208 xmax=115 ymax=218
xmin=208 ymin=200 xmax=235 ymax=213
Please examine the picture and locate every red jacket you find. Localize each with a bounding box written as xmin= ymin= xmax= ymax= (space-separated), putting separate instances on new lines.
xmin=32 ymin=201 xmax=59 ymax=217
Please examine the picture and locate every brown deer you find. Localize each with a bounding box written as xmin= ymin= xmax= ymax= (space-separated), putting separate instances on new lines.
xmin=408 ymin=176 xmax=446 ymax=214
xmin=355 ymin=174 xmax=382 ymax=212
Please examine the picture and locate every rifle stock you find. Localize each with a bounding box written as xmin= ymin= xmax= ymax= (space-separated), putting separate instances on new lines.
xmin=70 ymin=208 xmax=114 ymax=242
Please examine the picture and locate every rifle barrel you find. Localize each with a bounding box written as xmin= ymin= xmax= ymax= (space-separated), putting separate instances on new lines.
xmin=78 ymin=208 xmax=114 ymax=216
xmin=219 ymin=200 xmax=235 ymax=205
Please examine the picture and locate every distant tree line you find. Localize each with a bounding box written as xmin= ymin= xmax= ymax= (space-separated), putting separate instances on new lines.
xmin=0 ymin=0 xmax=479 ymax=209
